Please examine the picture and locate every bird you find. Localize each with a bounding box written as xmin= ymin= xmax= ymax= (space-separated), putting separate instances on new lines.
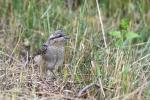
xmin=33 ymin=30 xmax=69 ymax=79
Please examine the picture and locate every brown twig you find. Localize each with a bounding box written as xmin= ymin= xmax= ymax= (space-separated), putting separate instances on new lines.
xmin=77 ymin=83 xmax=100 ymax=97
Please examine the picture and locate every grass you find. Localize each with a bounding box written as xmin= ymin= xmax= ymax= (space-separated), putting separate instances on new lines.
xmin=0 ymin=0 xmax=150 ymax=99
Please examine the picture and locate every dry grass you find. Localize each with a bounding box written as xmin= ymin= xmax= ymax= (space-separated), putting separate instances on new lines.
xmin=0 ymin=0 xmax=150 ymax=99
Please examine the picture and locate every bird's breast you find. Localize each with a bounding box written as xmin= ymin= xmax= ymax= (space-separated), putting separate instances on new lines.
xmin=43 ymin=46 xmax=64 ymax=67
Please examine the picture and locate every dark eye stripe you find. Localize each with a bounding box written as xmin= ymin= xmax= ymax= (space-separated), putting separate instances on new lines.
xmin=50 ymin=34 xmax=64 ymax=40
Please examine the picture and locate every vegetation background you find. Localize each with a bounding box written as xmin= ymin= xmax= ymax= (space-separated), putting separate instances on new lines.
xmin=0 ymin=0 xmax=150 ymax=99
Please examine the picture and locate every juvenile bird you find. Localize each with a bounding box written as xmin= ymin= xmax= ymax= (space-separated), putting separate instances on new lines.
xmin=34 ymin=30 xmax=69 ymax=78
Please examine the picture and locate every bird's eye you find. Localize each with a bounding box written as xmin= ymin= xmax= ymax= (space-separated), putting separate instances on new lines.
xmin=55 ymin=33 xmax=63 ymax=38
xmin=58 ymin=34 xmax=63 ymax=37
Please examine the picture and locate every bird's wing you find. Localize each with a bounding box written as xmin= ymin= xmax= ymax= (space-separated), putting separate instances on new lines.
xmin=45 ymin=46 xmax=58 ymax=69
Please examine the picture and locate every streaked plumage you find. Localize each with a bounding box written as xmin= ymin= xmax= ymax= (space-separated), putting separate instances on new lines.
xmin=34 ymin=30 xmax=68 ymax=78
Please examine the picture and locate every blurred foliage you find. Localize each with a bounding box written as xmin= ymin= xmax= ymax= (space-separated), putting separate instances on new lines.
xmin=109 ymin=18 xmax=140 ymax=47
xmin=0 ymin=0 xmax=150 ymax=99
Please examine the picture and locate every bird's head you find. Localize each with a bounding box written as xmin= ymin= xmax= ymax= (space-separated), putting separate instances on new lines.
xmin=43 ymin=30 xmax=69 ymax=47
